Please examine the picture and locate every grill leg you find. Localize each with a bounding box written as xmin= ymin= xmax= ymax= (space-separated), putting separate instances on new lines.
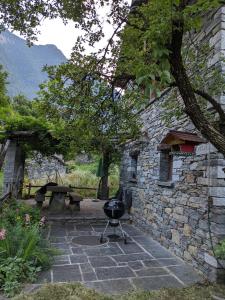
xmin=118 ymin=221 xmax=127 ymax=244
xmin=100 ymin=220 xmax=110 ymax=243
xmin=113 ymin=226 xmax=116 ymax=235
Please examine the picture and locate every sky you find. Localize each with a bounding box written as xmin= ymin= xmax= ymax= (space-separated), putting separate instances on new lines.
xmin=17 ymin=1 xmax=132 ymax=59
xmin=14 ymin=17 xmax=79 ymax=58
xmin=35 ymin=18 xmax=79 ymax=58
xmin=27 ymin=10 xmax=117 ymax=59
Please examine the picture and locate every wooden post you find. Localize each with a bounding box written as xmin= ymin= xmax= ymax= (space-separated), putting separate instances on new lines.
xmin=28 ymin=182 xmax=31 ymax=199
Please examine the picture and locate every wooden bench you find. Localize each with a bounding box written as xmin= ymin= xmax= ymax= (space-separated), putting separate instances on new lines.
xmin=35 ymin=182 xmax=58 ymax=208
xmin=68 ymin=192 xmax=83 ymax=211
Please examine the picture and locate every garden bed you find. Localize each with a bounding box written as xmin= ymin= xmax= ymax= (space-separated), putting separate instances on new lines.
xmin=0 ymin=200 xmax=55 ymax=297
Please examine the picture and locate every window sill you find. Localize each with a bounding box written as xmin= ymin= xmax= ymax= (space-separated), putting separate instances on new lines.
xmin=157 ymin=181 xmax=174 ymax=188
xmin=129 ymin=178 xmax=137 ymax=184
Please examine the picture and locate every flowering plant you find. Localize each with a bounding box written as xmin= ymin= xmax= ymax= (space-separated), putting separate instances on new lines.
xmin=0 ymin=229 xmax=6 ymax=240
xmin=1 ymin=201 xmax=41 ymax=227
xmin=39 ymin=216 xmax=46 ymax=227
xmin=0 ymin=200 xmax=53 ymax=297
xmin=25 ymin=214 xmax=31 ymax=225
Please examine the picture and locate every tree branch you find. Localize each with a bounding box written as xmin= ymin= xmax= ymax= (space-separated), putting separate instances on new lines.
xmin=168 ymin=13 xmax=225 ymax=156
xmin=194 ymin=89 xmax=225 ymax=123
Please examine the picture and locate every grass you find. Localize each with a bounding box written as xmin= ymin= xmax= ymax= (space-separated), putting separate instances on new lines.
xmin=26 ymin=160 xmax=119 ymax=199
xmin=13 ymin=283 xmax=225 ymax=300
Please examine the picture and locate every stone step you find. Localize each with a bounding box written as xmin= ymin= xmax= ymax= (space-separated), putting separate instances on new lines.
xmin=46 ymin=216 xmax=131 ymax=224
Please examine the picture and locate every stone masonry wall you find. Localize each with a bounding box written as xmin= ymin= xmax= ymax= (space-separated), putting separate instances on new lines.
xmin=120 ymin=7 xmax=225 ymax=281
xmin=26 ymin=153 xmax=66 ymax=181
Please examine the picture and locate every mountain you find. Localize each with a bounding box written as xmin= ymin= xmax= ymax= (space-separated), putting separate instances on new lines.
xmin=0 ymin=30 xmax=67 ymax=99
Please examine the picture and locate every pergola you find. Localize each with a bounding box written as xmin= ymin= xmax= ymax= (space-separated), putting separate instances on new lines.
xmin=2 ymin=131 xmax=37 ymax=198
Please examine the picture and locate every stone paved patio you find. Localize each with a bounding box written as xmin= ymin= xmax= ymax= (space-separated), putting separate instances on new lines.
xmin=36 ymin=222 xmax=203 ymax=295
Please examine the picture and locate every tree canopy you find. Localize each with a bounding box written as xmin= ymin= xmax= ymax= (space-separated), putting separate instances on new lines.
xmin=65 ymin=0 xmax=225 ymax=156
xmin=37 ymin=59 xmax=140 ymax=198
xmin=0 ymin=66 xmax=61 ymax=159
xmin=0 ymin=0 xmax=91 ymax=42
xmin=1 ymin=0 xmax=225 ymax=157
xmin=38 ymin=60 xmax=140 ymax=153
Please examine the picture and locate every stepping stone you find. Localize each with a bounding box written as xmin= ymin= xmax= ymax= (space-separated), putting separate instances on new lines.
xmin=85 ymin=248 xmax=102 ymax=257
xmin=95 ymin=266 xmax=135 ymax=280
xmin=132 ymin=236 xmax=160 ymax=247
xmin=82 ymin=272 xmax=97 ymax=282
xmin=147 ymin=247 xmax=175 ymax=259
xmin=52 ymin=243 xmax=72 ymax=255
xmin=112 ymin=252 xmax=153 ymax=263
xmin=70 ymin=254 xmax=88 ymax=264
xmin=51 ymin=243 xmax=70 ymax=249
xmin=79 ymin=263 xmax=94 ymax=273
xmin=36 ymin=270 xmax=51 ymax=284
xmin=53 ymin=255 xmax=70 ymax=266
xmin=142 ymin=260 xmax=161 ymax=268
xmin=100 ymin=245 xmax=124 ymax=256
xmin=85 ymin=279 xmax=134 ymax=294
xmin=123 ymin=225 xmax=144 ymax=236
xmin=89 ymin=256 xmax=117 ymax=268
xmin=91 ymin=225 xmax=106 ymax=232
xmin=71 ymin=247 xmax=84 ymax=255
xmin=167 ymin=265 xmax=203 ymax=285
xmin=65 ymin=223 xmax=75 ymax=231
xmin=135 ymin=267 xmax=169 ymax=277
xmin=128 ymin=261 xmax=144 ymax=270
xmin=76 ymin=225 xmax=93 ymax=231
xmin=158 ymin=258 xmax=184 ymax=266
xmin=132 ymin=275 xmax=183 ymax=290
xmin=68 ymin=231 xmax=93 ymax=236
xmin=117 ymin=242 xmax=145 ymax=254
xmin=50 ymin=237 xmax=66 ymax=243
xmin=52 ymin=265 xmax=82 ymax=282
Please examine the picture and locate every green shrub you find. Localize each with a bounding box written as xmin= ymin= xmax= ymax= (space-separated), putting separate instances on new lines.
xmin=0 ymin=223 xmax=54 ymax=267
xmin=0 ymin=257 xmax=40 ymax=297
xmin=0 ymin=200 xmax=55 ymax=297
xmin=1 ymin=200 xmax=41 ymax=227
xmin=215 ymin=239 xmax=225 ymax=260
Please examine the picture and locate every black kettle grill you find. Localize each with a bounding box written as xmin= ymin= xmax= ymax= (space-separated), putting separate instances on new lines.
xmin=100 ymin=199 xmax=128 ymax=244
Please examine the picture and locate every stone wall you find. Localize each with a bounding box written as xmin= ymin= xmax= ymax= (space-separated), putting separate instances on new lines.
xmin=26 ymin=154 xmax=66 ymax=181
xmin=120 ymin=7 xmax=225 ymax=281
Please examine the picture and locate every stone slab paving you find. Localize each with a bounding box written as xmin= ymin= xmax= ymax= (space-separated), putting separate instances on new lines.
xmin=37 ymin=222 xmax=203 ymax=295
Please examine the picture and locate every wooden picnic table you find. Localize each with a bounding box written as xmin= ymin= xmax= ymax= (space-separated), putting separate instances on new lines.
xmin=47 ymin=185 xmax=73 ymax=211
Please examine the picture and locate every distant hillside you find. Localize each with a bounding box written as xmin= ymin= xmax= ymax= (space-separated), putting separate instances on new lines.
xmin=0 ymin=30 xmax=67 ymax=99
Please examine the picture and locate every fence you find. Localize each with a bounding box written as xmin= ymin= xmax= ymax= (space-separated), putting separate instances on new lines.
xmin=25 ymin=183 xmax=98 ymax=199
xmin=0 ymin=192 xmax=11 ymax=207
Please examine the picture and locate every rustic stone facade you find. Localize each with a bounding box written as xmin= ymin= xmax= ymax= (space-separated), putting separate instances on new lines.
xmin=26 ymin=153 xmax=66 ymax=181
xmin=120 ymin=7 xmax=225 ymax=281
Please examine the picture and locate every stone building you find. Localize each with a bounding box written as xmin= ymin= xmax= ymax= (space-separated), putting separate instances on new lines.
xmin=120 ymin=7 xmax=225 ymax=281
xmin=26 ymin=153 xmax=66 ymax=181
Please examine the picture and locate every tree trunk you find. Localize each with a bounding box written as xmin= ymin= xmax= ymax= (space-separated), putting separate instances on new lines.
xmin=168 ymin=18 xmax=225 ymax=157
xmin=98 ymin=151 xmax=111 ymax=200
xmin=133 ymin=0 xmax=225 ymax=156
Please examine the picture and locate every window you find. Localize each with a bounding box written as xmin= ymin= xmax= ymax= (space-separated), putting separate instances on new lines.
xmin=130 ymin=154 xmax=138 ymax=180
xmin=129 ymin=150 xmax=139 ymax=181
xmin=157 ymin=130 xmax=205 ymax=187
xmin=159 ymin=150 xmax=173 ymax=182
